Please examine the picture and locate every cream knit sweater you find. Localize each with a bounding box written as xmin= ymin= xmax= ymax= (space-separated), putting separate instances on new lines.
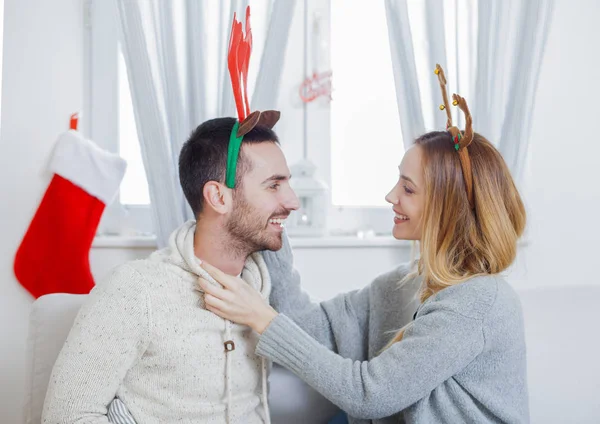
xmin=42 ymin=221 xmax=272 ymax=424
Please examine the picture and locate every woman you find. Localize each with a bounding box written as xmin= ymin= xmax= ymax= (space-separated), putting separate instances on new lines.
xmin=198 ymin=70 xmax=528 ymax=423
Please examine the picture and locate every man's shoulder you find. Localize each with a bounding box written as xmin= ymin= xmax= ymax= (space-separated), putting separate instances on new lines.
xmin=125 ymin=256 xmax=167 ymax=277
xmin=99 ymin=257 xmax=166 ymax=291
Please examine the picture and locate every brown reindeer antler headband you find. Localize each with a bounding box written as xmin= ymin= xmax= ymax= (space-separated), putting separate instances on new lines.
xmin=434 ymin=64 xmax=474 ymax=209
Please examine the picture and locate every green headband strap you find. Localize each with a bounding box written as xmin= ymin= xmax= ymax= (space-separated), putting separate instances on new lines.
xmin=226 ymin=121 xmax=244 ymax=188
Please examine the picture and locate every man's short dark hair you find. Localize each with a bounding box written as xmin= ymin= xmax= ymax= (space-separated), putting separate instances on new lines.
xmin=179 ymin=117 xmax=279 ymax=217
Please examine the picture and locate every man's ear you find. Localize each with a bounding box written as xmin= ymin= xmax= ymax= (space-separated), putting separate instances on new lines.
xmin=203 ymin=181 xmax=233 ymax=215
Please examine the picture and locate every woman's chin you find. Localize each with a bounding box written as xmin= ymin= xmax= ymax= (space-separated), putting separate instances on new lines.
xmin=392 ymin=226 xmax=419 ymax=241
xmin=392 ymin=226 xmax=406 ymax=240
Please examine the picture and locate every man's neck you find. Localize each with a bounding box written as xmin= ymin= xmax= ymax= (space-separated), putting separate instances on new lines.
xmin=193 ymin=221 xmax=247 ymax=276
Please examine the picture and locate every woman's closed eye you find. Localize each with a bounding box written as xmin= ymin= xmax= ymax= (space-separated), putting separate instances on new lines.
xmin=403 ymin=184 xmax=414 ymax=195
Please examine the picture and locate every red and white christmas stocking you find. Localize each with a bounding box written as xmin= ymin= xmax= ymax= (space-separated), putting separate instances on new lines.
xmin=14 ymin=130 xmax=127 ymax=298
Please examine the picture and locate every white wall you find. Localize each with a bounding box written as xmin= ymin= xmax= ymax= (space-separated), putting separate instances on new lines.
xmin=1 ymin=0 xmax=599 ymax=422
xmin=514 ymin=0 xmax=600 ymax=290
xmin=0 ymin=1 xmax=84 ymax=423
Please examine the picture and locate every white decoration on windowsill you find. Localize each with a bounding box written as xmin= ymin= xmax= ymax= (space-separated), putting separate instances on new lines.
xmin=287 ymin=159 xmax=329 ymax=237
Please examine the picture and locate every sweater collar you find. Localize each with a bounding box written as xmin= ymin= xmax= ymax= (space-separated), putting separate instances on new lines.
xmin=166 ymin=220 xmax=271 ymax=296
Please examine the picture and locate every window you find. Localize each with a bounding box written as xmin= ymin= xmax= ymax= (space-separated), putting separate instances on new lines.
xmin=90 ymin=0 xmax=400 ymax=236
xmin=116 ymin=1 xmax=270 ymax=207
xmin=330 ymin=0 xmax=403 ymax=207
xmin=88 ymin=0 xmax=269 ymax=235
xmin=118 ymin=46 xmax=149 ymax=206
xmin=89 ymin=0 xmax=470 ymax=238
xmin=329 ymin=0 xmax=474 ymax=221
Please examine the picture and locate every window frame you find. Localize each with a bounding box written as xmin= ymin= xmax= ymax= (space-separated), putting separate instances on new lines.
xmin=86 ymin=0 xmax=154 ymax=236
xmin=87 ymin=0 xmax=395 ymax=239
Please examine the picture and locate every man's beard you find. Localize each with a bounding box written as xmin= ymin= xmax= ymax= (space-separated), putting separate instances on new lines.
xmin=226 ymin=192 xmax=285 ymax=255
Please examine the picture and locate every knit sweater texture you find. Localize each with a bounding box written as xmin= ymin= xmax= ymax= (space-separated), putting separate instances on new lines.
xmin=262 ymin=236 xmax=529 ymax=424
xmin=42 ymin=221 xmax=272 ymax=424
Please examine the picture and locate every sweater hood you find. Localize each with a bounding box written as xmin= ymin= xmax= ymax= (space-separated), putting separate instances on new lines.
xmin=151 ymin=220 xmax=271 ymax=297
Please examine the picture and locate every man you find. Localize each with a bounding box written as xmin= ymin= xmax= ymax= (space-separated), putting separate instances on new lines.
xmin=42 ymin=117 xmax=300 ymax=423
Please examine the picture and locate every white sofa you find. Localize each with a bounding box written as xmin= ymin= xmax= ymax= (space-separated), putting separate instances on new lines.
xmin=24 ymin=287 xmax=600 ymax=423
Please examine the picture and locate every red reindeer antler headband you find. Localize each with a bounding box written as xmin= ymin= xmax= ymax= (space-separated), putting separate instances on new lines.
xmin=226 ymin=6 xmax=280 ymax=188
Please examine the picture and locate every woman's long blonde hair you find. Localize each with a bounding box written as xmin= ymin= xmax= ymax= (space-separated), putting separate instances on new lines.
xmin=388 ymin=130 xmax=526 ymax=345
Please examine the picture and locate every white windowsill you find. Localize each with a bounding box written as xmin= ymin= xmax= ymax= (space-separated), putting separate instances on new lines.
xmin=92 ymin=235 xmax=157 ymax=249
xmin=92 ymin=234 xmax=530 ymax=250
xmin=92 ymin=234 xmax=413 ymax=249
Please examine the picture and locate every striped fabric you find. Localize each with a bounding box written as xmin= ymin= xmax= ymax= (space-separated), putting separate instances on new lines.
xmin=107 ymin=398 xmax=136 ymax=424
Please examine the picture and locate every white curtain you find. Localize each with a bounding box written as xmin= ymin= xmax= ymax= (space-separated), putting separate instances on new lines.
xmin=384 ymin=0 xmax=425 ymax=151
xmin=117 ymin=0 xmax=296 ymax=247
xmin=251 ymin=0 xmax=296 ymax=111
xmin=385 ymin=0 xmax=555 ymax=184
